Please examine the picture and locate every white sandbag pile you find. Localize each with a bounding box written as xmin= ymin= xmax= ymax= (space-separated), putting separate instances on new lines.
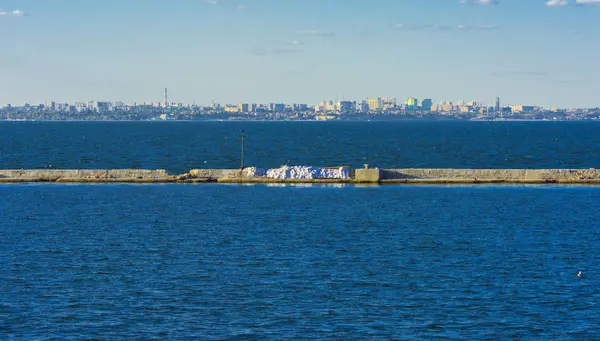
xmin=243 ymin=167 xmax=267 ymax=178
xmin=243 ymin=166 xmax=349 ymax=180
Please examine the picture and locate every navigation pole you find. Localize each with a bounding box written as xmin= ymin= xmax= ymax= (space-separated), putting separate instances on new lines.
xmin=241 ymin=130 xmax=245 ymax=170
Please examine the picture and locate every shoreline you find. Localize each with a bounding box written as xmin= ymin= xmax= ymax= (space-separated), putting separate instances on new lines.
xmin=0 ymin=119 xmax=598 ymax=123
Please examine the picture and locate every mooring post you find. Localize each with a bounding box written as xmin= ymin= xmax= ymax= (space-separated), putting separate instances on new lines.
xmin=241 ymin=129 xmax=245 ymax=170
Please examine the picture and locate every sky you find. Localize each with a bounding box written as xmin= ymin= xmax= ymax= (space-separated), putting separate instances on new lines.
xmin=1 ymin=0 xmax=599 ymax=108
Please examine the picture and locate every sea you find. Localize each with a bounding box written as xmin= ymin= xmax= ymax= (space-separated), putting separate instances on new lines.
xmin=1 ymin=121 xmax=599 ymax=173
xmin=1 ymin=121 xmax=600 ymax=340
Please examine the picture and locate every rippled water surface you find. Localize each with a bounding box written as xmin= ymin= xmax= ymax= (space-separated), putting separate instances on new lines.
xmin=1 ymin=184 xmax=599 ymax=340
xmin=1 ymin=121 xmax=599 ymax=173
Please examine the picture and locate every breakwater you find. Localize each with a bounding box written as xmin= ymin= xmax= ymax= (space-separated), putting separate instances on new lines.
xmin=2 ymin=167 xmax=600 ymax=184
xmin=0 ymin=169 xmax=176 ymax=183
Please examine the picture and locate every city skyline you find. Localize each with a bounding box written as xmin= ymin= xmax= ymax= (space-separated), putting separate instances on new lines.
xmin=1 ymin=0 xmax=600 ymax=107
xmin=0 ymin=93 xmax=554 ymax=111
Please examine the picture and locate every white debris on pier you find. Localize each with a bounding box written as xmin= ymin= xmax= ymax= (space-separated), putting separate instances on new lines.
xmin=243 ymin=166 xmax=349 ymax=180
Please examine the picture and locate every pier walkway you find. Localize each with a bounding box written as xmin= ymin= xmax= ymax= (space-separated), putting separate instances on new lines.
xmin=2 ymin=167 xmax=600 ymax=185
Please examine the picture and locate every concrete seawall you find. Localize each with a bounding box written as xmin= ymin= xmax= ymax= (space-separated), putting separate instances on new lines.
xmin=191 ymin=167 xmax=600 ymax=184
xmin=189 ymin=169 xmax=242 ymax=181
xmin=1 ymin=168 xmax=600 ymax=184
xmin=378 ymin=168 xmax=600 ymax=184
xmin=0 ymin=169 xmax=176 ymax=183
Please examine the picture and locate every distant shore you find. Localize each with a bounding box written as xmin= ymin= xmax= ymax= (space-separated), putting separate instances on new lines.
xmin=1 ymin=118 xmax=598 ymax=123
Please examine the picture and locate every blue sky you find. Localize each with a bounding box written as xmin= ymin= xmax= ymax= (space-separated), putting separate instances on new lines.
xmin=1 ymin=0 xmax=599 ymax=108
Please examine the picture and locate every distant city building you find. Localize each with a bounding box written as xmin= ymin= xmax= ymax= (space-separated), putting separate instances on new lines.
xmin=316 ymin=100 xmax=335 ymax=112
xmin=54 ymin=103 xmax=68 ymax=111
xmin=366 ymin=98 xmax=383 ymax=111
xmin=132 ymin=101 xmax=160 ymax=107
xmin=460 ymin=106 xmax=473 ymax=113
xmin=95 ymin=101 xmax=110 ymax=113
xmin=268 ymin=103 xmax=285 ymax=112
xmin=238 ymin=103 xmax=250 ymax=113
xmin=293 ymin=104 xmax=308 ymax=111
xmin=338 ymin=101 xmax=356 ymax=113
xmin=358 ymin=101 xmax=370 ymax=113
xmin=325 ymin=100 xmax=336 ymax=112
xmin=421 ymin=99 xmax=433 ymax=111
xmin=382 ymin=97 xmax=397 ymax=110
xmin=224 ymin=105 xmax=239 ymax=113
xmin=495 ymin=97 xmax=501 ymax=113
xmin=405 ymin=97 xmax=418 ymax=111
xmin=510 ymin=105 xmax=535 ymax=112
xmin=441 ymin=101 xmax=453 ymax=112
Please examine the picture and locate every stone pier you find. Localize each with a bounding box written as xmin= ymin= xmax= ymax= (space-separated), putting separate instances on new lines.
xmin=1 ymin=168 xmax=600 ymax=185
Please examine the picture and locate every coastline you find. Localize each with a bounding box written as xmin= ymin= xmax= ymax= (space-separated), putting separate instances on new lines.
xmin=1 ymin=118 xmax=598 ymax=123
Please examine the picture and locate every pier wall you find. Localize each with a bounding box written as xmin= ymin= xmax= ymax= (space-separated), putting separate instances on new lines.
xmin=379 ymin=168 xmax=600 ymax=182
xmin=1 ymin=168 xmax=599 ymax=184
xmin=0 ymin=169 xmax=172 ymax=182
xmin=189 ymin=169 xmax=242 ymax=180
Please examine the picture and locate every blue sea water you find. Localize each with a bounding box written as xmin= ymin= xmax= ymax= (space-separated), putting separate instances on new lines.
xmin=1 ymin=121 xmax=599 ymax=173
xmin=1 ymin=184 xmax=599 ymax=340
xmin=2 ymin=121 xmax=600 ymax=339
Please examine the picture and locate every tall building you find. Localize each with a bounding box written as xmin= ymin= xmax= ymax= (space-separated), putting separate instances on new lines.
xmin=405 ymin=97 xmax=418 ymax=110
xmin=441 ymin=101 xmax=453 ymax=112
xmin=338 ymin=101 xmax=356 ymax=113
xmin=366 ymin=98 xmax=383 ymax=111
xmin=322 ymin=100 xmax=336 ymax=112
xmin=495 ymin=97 xmax=501 ymax=113
xmin=421 ymin=99 xmax=433 ymax=111
xmin=358 ymin=101 xmax=370 ymax=113
xmin=382 ymin=97 xmax=397 ymax=110
xmin=96 ymin=102 xmax=110 ymax=113
xmin=164 ymin=88 xmax=168 ymax=108
xmin=238 ymin=103 xmax=250 ymax=113
xmin=460 ymin=105 xmax=473 ymax=113
xmin=269 ymin=103 xmax=285 ymax=112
